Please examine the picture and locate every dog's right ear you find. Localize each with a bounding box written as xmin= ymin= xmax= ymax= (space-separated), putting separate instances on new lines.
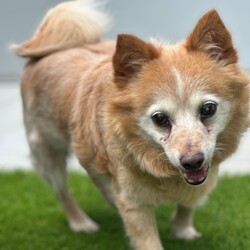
xmin=113 ymin=34 xmax=159 ymax=86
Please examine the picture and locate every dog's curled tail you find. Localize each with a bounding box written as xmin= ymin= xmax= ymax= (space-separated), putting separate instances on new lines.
xmin=11 ymin=0 xmax=110 ymax=58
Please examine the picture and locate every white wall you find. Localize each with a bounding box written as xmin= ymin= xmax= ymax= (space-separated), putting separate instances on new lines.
xmin=1 ymin=0 xmax=250 ymax=78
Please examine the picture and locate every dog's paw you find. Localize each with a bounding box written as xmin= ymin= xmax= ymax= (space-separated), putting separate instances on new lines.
xmin=69 ymin=217 xmax=100 ymax=233
xmin=171 ymin=226 xmax=202 ymax=240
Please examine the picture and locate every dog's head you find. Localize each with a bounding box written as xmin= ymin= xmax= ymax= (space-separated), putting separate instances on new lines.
xmin=111 ymin=10 xmax=249 ymax=185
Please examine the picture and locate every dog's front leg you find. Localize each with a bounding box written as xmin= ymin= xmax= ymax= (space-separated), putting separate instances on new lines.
xmin=171 ymin=204 xmax=201 ymax=240
xmin=116 ymin=195 xmax=163 ymax=250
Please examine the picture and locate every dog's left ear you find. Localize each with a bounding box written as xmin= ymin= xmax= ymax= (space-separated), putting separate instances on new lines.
xmin=186 ymin=9 xmax=238 ymax=65
xmin=113 ymin=34 xmax=159 ymax=85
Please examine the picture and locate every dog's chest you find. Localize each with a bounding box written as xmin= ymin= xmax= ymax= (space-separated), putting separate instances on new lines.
xmin=119 ymin=166 xmax=219 ymax=207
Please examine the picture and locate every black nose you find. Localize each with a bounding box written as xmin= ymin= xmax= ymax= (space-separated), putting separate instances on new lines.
xmin=180 ymin=152 xmax=205 ymax=170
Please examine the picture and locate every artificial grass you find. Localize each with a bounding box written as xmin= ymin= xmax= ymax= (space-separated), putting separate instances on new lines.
xmin=0 ymin=171 xmax=249 ymax=250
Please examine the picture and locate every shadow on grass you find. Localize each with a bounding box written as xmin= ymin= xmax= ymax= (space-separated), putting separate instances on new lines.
xmin=0 ymin=171 xmax=249 ymax=250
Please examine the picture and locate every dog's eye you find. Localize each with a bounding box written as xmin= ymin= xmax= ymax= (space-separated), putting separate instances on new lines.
xmin=151 ymin=112 xmax=171 ymax=128
xmin=200 ymin=101 xmax=217 ymax=119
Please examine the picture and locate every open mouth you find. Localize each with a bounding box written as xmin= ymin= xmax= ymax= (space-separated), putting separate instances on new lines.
xmin=181 ymin=164 xmax=209 ymax=185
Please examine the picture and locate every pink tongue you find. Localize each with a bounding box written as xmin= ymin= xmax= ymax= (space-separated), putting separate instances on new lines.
xmin=186 ymin=167 xmax=206 ymax=181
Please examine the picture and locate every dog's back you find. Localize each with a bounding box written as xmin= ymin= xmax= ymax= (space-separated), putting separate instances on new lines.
xmin=15 ymin=0 xmax=112 ymax=134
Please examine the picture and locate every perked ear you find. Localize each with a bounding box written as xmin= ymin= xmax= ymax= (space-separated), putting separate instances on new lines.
xmin=186 ymin=9 xmax=238 ymax=65
xmin=113 ymin=34 xmax=159 ymax=85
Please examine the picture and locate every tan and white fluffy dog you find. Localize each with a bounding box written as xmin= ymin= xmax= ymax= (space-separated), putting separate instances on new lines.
xmin=13 ymin=1 xmax=249 ymax=249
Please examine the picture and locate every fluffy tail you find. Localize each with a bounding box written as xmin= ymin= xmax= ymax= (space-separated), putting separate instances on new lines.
xmin=11 ymin=0 xmax=110 ymax=58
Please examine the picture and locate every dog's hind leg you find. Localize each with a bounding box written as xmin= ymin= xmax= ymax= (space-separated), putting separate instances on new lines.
xmin=26 ymin=127 xmax=99 ymax=233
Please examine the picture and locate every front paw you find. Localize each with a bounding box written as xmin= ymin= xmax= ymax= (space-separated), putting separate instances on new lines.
xmin=171 ymin=226 xmax=202 ymax=240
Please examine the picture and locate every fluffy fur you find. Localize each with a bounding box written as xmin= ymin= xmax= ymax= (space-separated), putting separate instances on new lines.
xmin=11 ymin=0 xmax=110 ymax=57
xmin=13 ymin=1 xmax=249 ymax=249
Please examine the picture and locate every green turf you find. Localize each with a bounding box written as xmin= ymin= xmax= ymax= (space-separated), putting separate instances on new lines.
xmin=0 ymin=171 xmax=249 ymax=250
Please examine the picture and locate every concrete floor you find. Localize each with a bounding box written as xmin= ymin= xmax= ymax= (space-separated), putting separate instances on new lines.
xmin=0 ymin=82 xmax=249 ymax=175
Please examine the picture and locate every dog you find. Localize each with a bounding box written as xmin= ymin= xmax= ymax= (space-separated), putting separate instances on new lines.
xmin=13 ymin=1 xmax=250 ymax=249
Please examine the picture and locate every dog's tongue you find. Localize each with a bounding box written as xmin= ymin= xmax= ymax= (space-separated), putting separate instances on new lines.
xmin=183 ymin=166 xmax=208 ymax=185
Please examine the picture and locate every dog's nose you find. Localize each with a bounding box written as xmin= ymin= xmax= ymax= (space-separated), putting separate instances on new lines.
xmin=180 ymin=152 xmax=205 ymax=170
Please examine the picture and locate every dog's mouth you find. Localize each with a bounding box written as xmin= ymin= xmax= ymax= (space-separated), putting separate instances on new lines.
xmin=181 ymin=164 xmax=209 ymax=185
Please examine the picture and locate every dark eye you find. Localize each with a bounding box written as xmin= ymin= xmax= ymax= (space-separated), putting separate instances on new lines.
xmin=200 ymin=101 xmax=217 ymax=119
xmin=151 ymin=112 xmax=171 ymax=128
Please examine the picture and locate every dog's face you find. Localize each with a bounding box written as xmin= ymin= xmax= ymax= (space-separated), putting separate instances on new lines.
xmin=137 ymin=56 xmax=232 ymax=185
xmin=112 ymin=10 xmax=249 ymax=185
